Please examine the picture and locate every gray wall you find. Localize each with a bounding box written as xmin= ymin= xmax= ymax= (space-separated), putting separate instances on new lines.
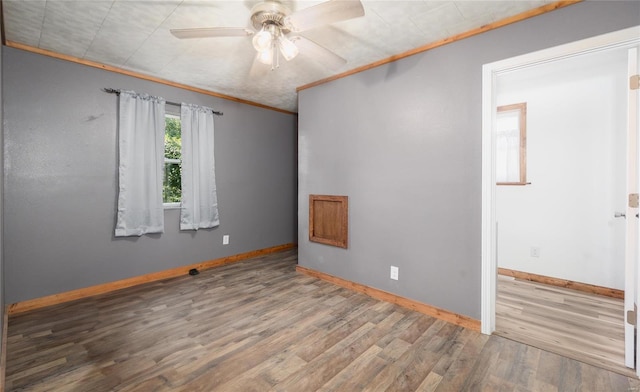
xmin=298 ymin=1 xmax=640 ymax=320
xmin=3 ymin=47 xmax=297 ymax=304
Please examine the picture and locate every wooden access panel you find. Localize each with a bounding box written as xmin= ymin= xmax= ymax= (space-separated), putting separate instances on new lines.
xmin=309 ymin=195 xmax=348 ymax=248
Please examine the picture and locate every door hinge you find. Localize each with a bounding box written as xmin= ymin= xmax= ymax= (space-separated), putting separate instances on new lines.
xmin=632 ymin=75 xmax=640 ymax=90
xmin=630 ymin=193 xmax=639 ymax=208
xmin=627 ymin=304 xmax=637 ymax=326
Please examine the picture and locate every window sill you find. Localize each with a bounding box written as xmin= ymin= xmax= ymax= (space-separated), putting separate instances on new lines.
xmin=497 ymin=182 xmax=531 ymax=186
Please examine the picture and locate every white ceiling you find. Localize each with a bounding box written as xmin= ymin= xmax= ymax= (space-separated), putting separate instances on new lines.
xmin=3 ymin=0 xmax=555 ymax=112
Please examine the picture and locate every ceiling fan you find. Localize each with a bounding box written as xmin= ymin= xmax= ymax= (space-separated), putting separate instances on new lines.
xmin=170 ymin=0 xmax=365 ymax=71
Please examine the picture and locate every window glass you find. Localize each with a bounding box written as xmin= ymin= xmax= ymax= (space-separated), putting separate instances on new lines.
xmin=496 ymin=103 xmax=527 ymax=185
xmin=163 ymin=113 xmax=181 ymax=206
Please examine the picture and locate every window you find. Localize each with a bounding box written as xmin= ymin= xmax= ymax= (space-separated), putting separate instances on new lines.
xmin=496 ymin=103 xmax=527 ymax=185
xmin=163 ymin=111 xmax=182 ymax=207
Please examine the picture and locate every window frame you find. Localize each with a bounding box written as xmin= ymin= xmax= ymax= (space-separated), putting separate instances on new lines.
xmin=163 ymin=106 xmax=182 ymax=209
xmin=496 ymin=102 xmax=527 ymax=186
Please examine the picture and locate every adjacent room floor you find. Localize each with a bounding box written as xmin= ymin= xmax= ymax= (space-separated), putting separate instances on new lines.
xmin=495 ymin=274 xmax=631 ymax=378
xmin=5 ymin=249 xmax=639 ymax=391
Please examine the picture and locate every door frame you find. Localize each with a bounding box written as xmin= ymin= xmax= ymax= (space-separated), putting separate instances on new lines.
xmin=626 ymin=46 xmax=640 ymax=369
xmin=481 ymin=26 xmax=640 ymax=337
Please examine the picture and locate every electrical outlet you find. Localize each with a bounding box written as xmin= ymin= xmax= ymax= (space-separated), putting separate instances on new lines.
xmin=390 ymin=266 xmax=399 ymax=280
xmin=223 ymin=235 xmax=230 ymax=245
xmin=530 ymin=247 xmax=540 ymax=258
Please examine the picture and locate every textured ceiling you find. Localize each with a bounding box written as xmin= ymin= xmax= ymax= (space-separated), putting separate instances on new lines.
xmin=3 ymin=0 xmax=554 ymax=112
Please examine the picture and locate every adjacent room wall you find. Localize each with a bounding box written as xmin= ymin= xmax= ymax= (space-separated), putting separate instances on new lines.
xmin=297 ymin=1 xmax=640 ymax=320
xmin=496 ymin=48 xmax=628 ymax=290
xmin=3 ymin=47 xmax=297 ymax=304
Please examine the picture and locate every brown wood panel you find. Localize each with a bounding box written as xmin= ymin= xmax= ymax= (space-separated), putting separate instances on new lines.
xmin=309 ymin=195 xmax=348 ymax=248
xmin=498 ymin=267 xmax=624 ymax=299
xmin=8 ymin=243 xmax=297 ymax=315
xmin=4 ymin=249 xmax=639 ymax=390
xmin=296 ymin=265 xmax=481 ymax=331
xmin=313 ymin=201 xmax=342 ymax=240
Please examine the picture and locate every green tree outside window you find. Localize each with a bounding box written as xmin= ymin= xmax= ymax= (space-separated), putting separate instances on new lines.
xmin=164 ymin=115 xmax=182 ymax=204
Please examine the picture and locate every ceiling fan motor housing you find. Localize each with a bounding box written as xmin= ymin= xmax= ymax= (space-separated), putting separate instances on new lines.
xmin=251 ymin=1 xmax=291 ymax=33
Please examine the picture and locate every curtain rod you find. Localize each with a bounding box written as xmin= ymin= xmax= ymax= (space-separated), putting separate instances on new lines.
xmin=102 ymin=88 xmax=223 ymax=116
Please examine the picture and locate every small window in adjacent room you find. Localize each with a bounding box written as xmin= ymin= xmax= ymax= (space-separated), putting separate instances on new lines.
xmin=163 ymin=109 xmax=182 ymax=208
xmin=496 ymin=102 xmax=527 ymax=185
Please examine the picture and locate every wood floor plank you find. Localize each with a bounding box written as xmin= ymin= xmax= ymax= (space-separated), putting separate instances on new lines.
xmin=5 ymin=249 xmax=640 ymax=391
xmin=316 ymin=344 xmax=383 ymax=391
xmin=271 ymin=321 xmax=381 ymax=391
xmin=414 ymin=371 xmax=443 ymax=392
xmin=360 ymin=320 xmax=452 ymax=391
xmin=496 ymin=275 xmax=631 ymax=377
xmin=436 ymin=327 xmax=492 ymax=391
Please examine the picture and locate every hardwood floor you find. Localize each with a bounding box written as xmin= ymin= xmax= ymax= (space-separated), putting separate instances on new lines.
xmin=496 ymin=274 xmax=632 ymax=378
xmin=5 ymin=249 xmax=639 ymax=391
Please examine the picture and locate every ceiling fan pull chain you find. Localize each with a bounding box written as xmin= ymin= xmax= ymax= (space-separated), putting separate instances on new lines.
xmin=271 ymin=43 xmax=275 ymax=71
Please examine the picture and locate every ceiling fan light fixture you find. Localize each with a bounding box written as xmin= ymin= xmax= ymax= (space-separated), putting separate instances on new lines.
xmin=256 ymin=47 xmax=274 ymax=65
xmin=252 ymin=25 xmax=274 ymax=52
xmin=278 ymin=35 xmax=299 ymax=61
xmin=171 ymin=0 xmax=364 ymax=73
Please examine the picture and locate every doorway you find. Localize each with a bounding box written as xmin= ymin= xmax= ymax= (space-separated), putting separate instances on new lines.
xmin=481 ymin=26 xmax=640 ymax=374
xmin=493 ymin=46 xmax=628 ymax=373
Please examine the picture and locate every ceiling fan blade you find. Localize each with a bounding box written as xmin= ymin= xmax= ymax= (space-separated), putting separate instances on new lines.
xmin=291 ymin=36 xmax=346 ymax=70
xmin=285 ymin=0 xmax=364 ymax=32
xmin=170 ymin=27 xmax=253 ymax=39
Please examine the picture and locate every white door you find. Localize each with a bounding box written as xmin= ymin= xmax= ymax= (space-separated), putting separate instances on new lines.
xmin=625 ymin=46 xmax=640 ymax=371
